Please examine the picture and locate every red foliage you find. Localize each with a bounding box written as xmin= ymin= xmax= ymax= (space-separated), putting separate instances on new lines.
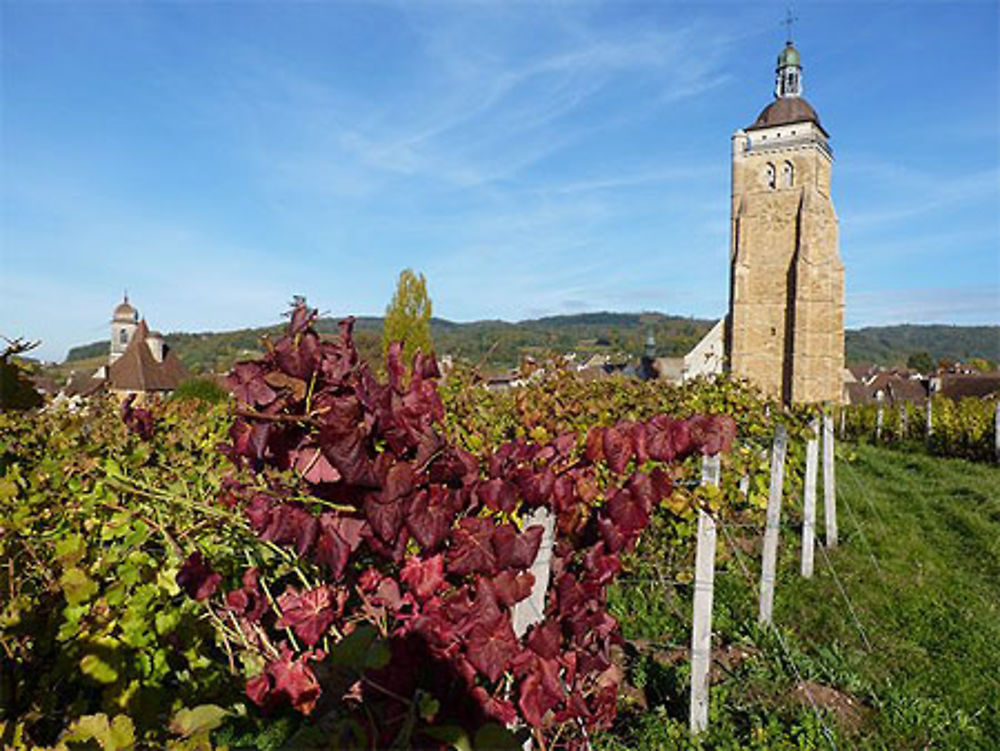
xmin=176 ymin=551 xmax=221 ymax=601
xmin=184 ymin=303 xmax=736 ymax=748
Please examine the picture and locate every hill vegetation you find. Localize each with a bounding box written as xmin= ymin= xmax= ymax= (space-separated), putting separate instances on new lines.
xmin=64 ymin=312 xmax=714 ymax=374
xmin=845 ymin=324 xmax=1000 ymax=367
xmin=63 ymin=314 xmax=999 ymax=375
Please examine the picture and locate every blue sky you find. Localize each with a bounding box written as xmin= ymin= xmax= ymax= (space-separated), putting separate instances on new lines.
xmin=2 ymin=1 xmax=998 ymax=362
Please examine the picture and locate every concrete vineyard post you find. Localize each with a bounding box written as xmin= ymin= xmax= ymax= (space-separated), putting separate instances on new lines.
xmin=876 ymin=393 xmax=884 ymax=441
xmin=690 ymin=454 xmax=720 ymax=735
xmin=759 ymin=424 xmax=787 ymax=626
xmin=823 ymin=414 xmax=838 ymax=548
xmin=512 ymin=507 xmax=556 ymax=750
xmin=512 ymin=507 xmax=555 ymax=638
xmin=802 ymin=418 xmax=819 ymax=578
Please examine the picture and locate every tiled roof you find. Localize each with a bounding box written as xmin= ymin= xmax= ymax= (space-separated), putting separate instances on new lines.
xmin=107 ymin=320 xmax=188 ymax=392
xmin=747 ymin=96 xmax=828 ymax=136
xmin=937 ymin=374 xmax=1000 ymax=400
xmin=64 ymin=370 xmax=106 ymax=398
xmin=846 ymin=373 xmax=929 ymax=405
xmin=885 ymin=378 xmax=928 ymax=404
xmin=845 ymin=382 xmax=876 ymax=406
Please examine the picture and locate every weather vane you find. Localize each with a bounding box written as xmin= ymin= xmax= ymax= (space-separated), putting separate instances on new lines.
xmin=782 ymin=7 xmax=798 ymax=44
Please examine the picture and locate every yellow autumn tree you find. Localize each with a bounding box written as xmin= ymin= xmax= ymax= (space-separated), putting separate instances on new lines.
xmin=382 ymin=269 xmax=433 ymax=366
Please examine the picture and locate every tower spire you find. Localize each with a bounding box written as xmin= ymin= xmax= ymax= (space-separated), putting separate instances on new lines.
xmin=782 ymin=7 xmax=798 ymax=45
xmin=774 ymin=14 xmax=802 ymax=99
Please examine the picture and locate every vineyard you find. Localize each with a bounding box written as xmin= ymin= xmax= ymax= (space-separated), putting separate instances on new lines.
xmin=840 ymin=396 xmax=999 ymax=463
xmin=2 ymin=306 xmax=998 ymax=750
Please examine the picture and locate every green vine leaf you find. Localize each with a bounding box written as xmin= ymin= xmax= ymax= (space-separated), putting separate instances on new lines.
xmin=60 ymin=567 xmax=98 ymax=606
xmin=60 ymin=713 xmax=135 ymax=751
xmin=80 ymin=653 xmax=119 ymax=684
xmin=168 ymin=704 xmax=229 ymax=738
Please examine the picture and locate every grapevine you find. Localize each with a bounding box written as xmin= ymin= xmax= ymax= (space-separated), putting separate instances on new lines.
xmin=183 ymin=303 xmax=738 ymax=749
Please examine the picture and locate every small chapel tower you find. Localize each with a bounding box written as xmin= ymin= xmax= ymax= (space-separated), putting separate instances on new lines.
xmin=110 ymin=293 xmax=139 ymax=364
xmin=725 ymin=34 xmax=845 ymax=404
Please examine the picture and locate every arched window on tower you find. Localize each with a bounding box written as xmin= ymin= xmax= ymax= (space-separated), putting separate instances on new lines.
xmin=119 ymin=329 xmax=128 ymax=344
xmin=765 ymin=163 xmax=776 ymax=189
xmin=782 ymin=161 xmax=794 ymax=188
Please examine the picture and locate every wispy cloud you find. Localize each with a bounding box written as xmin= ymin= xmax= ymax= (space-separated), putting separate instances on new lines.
xmin=839 ymin=159 xmax=999 ymax=229
xmin=4 ymin=1 xmax=996 ymax=362
xmin=847 ymin=286 xmax=1000 ymax=327
xmin=203 ymin=12 xmax=737 ymax=199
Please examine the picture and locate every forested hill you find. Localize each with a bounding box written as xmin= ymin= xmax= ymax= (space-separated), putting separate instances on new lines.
xmin=845 ymin=324 xmax=999 ymax=367
xmin=64 ymin=314 xmax=999 ymax=374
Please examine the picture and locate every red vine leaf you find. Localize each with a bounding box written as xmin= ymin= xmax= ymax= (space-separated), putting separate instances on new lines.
xmin=176 ymin=551 xmax=221 ymax=601
xmin=466 ymin=616 xmax=518 ymax=683
xmin=492 ymin=524 xmax=543 ymax=570
xmin=448 ymin=517 xmax=498 ymax=576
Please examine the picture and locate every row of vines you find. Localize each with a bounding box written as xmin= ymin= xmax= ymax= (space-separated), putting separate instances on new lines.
xmin=2 ymin=305 xmax=820 ymax=750
xmin=839 ymin=396 xmax=998 ymax=462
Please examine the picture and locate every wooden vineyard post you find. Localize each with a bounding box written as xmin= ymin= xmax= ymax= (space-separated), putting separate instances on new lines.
xmin=512 ymin=507 xmax=555 ymax=638
xmin=801 ymin=418 xmax=819 ymax=578
xmin=758 ymin=424 xmax=787 ymax=626
xmin=900 ymin=404 xmax=908 ymax=440
xmin=823 ymin=414 xmax=838 ymax=548
xmin=690 ymin=454 xmax=720 ymax=735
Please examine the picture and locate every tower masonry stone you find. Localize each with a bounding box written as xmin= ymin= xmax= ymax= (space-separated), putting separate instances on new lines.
xmin=725 ymin=40 xmax=845 ymax=404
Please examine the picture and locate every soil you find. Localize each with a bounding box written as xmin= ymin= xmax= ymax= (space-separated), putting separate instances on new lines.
xmin=789 ymin=680 xmax=870 ymax=734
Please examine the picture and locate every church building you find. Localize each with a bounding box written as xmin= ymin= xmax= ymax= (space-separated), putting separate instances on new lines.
xmin=64 ymin=294 xmax=188 ymax=400
xmin=724 ymin=37 xmax=845 ymax=404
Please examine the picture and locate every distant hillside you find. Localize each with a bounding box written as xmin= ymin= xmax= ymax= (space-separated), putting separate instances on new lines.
xmin=845 ymin=325 xmax=999 ymax=367
xmin=64 ymin=315 xmax=999 ymax=375
xmin=64 ymin=312 xmax=713 ymax=374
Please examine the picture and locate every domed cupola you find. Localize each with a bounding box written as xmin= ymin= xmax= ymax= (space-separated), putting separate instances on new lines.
xmin=113 ymin=294 xmax=138 ymax=323
xmin=110 ymin=292 xmax=139 ymax=364
xmin=775 ymin=41 xmax=802 ymax=98
xmin=747 ymin=37 xmax=828 ymax=136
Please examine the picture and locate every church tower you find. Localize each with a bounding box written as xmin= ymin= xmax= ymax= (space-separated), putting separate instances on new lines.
xmin=110 ymin=293 xmax=138 ymax=364
xmin=726 ymin=37 xmax=845 ymax=404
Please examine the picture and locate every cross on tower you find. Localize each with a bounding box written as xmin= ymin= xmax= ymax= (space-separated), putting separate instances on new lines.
xmin=782 ymin=7 xmax=798 ymax=43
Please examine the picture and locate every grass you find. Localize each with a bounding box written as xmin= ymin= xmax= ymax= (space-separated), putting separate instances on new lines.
xmin=599 ymin=444 xmax=1000 ymax=749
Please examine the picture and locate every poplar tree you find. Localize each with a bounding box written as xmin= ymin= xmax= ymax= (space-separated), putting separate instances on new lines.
xmin=383 ymin=269 xmax=433 ymax=365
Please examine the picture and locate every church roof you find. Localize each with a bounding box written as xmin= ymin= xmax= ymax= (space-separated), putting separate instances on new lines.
xmin=64 ymin=370 xmax=106 ymax=398
xmin=747 ymin=96 xmax=828 ymax=136
xmin=107 ymin=320 xmax=188 ymax=392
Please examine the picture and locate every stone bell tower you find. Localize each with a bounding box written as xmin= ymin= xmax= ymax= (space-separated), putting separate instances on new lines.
xmin=110 ymin=293 xmax=139 ymax=364
xmin=725 ymin=37 xmax=845 ymax=404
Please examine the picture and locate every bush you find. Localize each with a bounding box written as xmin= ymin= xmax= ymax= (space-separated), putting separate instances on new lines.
xmin=171 ymin=377 xmax=229 ymax=405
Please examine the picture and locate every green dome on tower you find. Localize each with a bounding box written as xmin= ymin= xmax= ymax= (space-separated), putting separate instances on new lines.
xmin=777 ymin=42 xmax=801 ymax=68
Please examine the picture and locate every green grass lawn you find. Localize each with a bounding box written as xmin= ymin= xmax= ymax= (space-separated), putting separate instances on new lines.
xmin=599 ymin=444 xmax=1000 ymax=750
